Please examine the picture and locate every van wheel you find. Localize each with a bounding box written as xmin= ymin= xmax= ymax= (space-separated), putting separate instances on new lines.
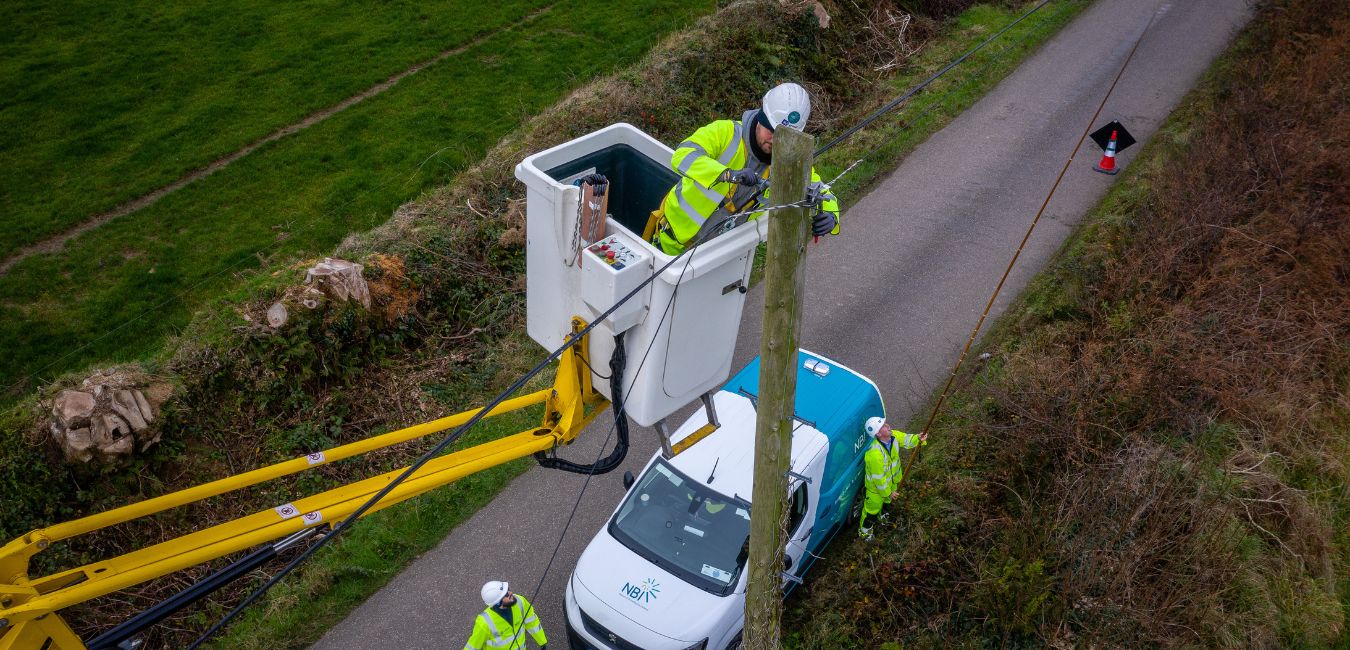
xmin=845 ymin=486 xmax=864 ymax=527
xmin=725 ymin=632 xmax=742 ymax=650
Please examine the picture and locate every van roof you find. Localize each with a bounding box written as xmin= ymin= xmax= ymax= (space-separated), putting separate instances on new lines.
xmin=664 ymin=350 xmax=882 ymax=501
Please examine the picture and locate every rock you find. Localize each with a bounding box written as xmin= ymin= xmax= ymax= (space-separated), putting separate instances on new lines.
xmin=812 ymin=1 xmax=830 ymax=29
xmin=267 ymin=302 xmax=289 ymax=328
xmin=101 ymin=429 xmax=135 ymax=459
xmin=111 ymin=390 xmax=149 ymax=431
xmin=91 ymin=412 xmax=131 ymax=446
xmin=53 ymin=390 xmax=95 ymax=428
xmin=133 ymin=390 xmax=155 ymax=424
xmin=304 ymin=258 xmax=370 ymax=309
xmin=63 ymin=428 xmax=94 ymax=463
xmin=47 ymin=371 xmax=171 ymax=466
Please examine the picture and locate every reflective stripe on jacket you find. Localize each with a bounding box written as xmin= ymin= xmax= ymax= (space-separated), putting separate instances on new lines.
xmin=463 ymin=594 xmax=547 ymax=650
xmin=658 ymin=109 xmax=840 ymax=255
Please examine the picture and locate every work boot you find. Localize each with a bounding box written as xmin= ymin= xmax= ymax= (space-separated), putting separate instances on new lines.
xmin=860 ymin=526 xmax=875 ymax=542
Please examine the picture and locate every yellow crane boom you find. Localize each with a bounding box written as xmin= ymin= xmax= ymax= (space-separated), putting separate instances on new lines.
xmin=0 ymin=323 xmax=607 ymax=649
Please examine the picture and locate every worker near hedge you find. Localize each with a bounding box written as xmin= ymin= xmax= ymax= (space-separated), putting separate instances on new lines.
xmin=651 ymin=82 xmax=840 ymax=255
xmin=859 ymin=416 xmax=926 ymax=540
xmin=464 ymin=580 xmax=548 ymax=650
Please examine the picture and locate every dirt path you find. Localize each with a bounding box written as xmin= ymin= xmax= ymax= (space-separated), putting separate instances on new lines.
xmin=0 ymin=5 xmax=555 ymax=277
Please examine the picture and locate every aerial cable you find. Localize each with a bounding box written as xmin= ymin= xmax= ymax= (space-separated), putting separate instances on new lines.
xmin=899 ymin=0 xmax=1166 ymax=489
xmin=186 ymin=185 xmax=729 ymax=648
xmin=180 ymin=2 xmax=1081 ymax=635
xmin=814 ymin=0 xmax=1054 ymax=158
xmin=521 ymin=239 xmax=702 ymax=639
xmin=819 ymin=0 xmax=1079 ymax=191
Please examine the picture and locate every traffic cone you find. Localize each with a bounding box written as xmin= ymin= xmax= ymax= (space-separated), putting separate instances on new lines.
xmin=1094 ymin=130 xmax=1119 ymax=175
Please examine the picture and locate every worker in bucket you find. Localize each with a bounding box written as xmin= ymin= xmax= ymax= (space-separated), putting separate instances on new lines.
xmin=464 ymin=580 xmax=548 ymax=650
xmin=649 ymin=82 xmax=841 ymax=255
xmin=859 ymin=416 xmax=927 ymax=540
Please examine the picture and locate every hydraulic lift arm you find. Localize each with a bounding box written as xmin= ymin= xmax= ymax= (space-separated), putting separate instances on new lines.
xmin=0 ymin=322 xmax=609 ymax=650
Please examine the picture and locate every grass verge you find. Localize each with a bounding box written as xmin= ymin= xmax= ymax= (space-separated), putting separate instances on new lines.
xmin=784 ymin=0 xmax=1349 ymax=646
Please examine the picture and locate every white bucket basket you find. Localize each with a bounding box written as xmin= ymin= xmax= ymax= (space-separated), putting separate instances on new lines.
xmin=515 ymin=123 xmax=768 ymax=426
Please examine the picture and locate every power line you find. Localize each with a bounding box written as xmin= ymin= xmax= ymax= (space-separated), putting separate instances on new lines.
xmin=185 ymin=197 xmax=728 ymax=649
xmin=818 ymin=0 xmax=1080 ymax=190
xmin=813 ymin=0 xmax=1055 ymax=157
xmin=900 ymin=0 xmax=1167 ymax=487
xmin=175 ymin=1 xmax=1083 ymax=641
xmin=517 ymin=239 xmax=703 ymax=646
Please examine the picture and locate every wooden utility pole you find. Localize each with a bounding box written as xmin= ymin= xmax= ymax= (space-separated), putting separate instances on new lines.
xmin=744 ymin=126 xmax=813 ymax=650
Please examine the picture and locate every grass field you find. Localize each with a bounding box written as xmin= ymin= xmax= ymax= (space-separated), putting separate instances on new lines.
xmin=0 ymin=0 xmax=715 ymax=396
xmin=0 ymin=0 xmax=551 ymax=259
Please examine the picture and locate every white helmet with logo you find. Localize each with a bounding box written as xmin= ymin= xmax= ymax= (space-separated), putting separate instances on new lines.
xmin=762 ymin=82 xmax=811 ymax=131
xmin=480 ymin=580 xmax=509 ymax=607
xmin=864 ymin=416 xmax=887 ymax=437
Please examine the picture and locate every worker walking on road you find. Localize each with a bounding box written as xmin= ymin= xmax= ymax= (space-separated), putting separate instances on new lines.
xmin=464 ymin=581 xmax=548 ymax=650
xmin=649 ymin=82 xmax=841 ymax=255
xmin=859 ymin=416 xmax=926 ymax=540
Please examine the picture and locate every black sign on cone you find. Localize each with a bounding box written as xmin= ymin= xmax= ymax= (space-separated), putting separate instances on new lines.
xmin=1090 ymin=121 xmax=1135 ymax=175
xmin=1090 ymin=120 xmax=1136 ymax=152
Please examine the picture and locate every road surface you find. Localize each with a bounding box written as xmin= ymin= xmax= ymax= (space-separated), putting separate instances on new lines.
xmin=312 ymin=1 xmax=1252 ymax=647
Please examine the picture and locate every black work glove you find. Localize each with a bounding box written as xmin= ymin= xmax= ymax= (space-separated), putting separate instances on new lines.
xmin=719 ymin=168 xmax=764 ymax=187
xmin=812 ymin=210 xmax=837 ymax=236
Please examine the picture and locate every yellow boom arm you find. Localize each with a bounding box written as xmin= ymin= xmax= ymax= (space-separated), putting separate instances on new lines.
xmin=0 ymin=322 xmax=607 ymax=649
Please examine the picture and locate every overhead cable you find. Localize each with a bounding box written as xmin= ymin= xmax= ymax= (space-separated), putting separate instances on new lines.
xmin=814 ymin=0 xmax=1054 ymax=157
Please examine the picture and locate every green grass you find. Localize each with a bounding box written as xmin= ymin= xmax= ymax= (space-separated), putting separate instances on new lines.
xmin=0 ymin=0 xmax=716 ymax=395
xmin=0 ymin=0 xmax=555 ymax=259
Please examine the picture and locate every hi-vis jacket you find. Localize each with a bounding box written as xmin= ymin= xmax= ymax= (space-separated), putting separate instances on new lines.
xmin=463 ymin=595 xmax=547 ymax=650
xmin=656 ymin=109 xmax=841 ymax=255
xmin=863 ymin=431 xmax=924 ymax=499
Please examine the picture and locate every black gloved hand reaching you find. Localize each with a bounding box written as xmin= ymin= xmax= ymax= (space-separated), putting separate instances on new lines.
xmin=719 ymin=168 xmax=764 ymax=187
xmin=812 ymin=210 xmax=837 ymax=236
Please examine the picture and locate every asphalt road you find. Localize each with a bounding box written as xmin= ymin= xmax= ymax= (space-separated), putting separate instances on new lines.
xmin=312 ymin=1 xmax=1252 ymax=647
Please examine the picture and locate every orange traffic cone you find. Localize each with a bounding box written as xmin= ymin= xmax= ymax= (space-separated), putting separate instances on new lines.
xmin=1094 ymin=130 xmax=1119 ymax=175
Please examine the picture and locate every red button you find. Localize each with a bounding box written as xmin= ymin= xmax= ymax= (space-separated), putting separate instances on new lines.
xmin=606 ymin=250 xmax=616 ymax=261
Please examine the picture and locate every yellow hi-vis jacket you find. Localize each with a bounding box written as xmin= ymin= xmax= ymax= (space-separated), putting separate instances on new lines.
xmin=864 ymin=431 xmax=924 ymax=501
xmin=463 ymin=595 xmax=547 ymax=650
xmin=656 ymin=109 xmax=841 ymax=255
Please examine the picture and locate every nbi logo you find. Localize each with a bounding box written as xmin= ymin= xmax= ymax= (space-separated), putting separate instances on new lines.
xmin=620 ymin=578 xmax=660 ymax=604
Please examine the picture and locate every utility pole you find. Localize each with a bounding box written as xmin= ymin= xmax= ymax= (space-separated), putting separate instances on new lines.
xmin=744 ymin=125 xmax=813 ymax=650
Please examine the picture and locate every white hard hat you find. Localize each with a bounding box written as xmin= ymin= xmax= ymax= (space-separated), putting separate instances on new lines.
xmin=762 ymin=83 xmax=811 ymax=131
xmin=864 ymin=416 xmax=887 ymax=437
xmin=481 ymin=580 xmax=509 ymax=607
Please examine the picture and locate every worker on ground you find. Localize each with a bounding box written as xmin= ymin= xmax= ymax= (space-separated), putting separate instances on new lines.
xmin=464 ymin=581 xmax=548 ymax=650
xmin=859 ymin=416 xmax=927 ymax=541
xmin=650 ymin=82 xmax=841 ymax=255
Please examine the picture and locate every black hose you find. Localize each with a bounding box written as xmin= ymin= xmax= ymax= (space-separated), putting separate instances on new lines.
xmin=534 ymin=333 xmax=629 ymax=475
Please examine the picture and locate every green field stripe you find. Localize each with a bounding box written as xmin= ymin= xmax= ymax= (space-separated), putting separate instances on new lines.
xmin=0 ymin=0 xmax=554 ymax=258
xmin=0 ymin=0 xmax=715 ymax=392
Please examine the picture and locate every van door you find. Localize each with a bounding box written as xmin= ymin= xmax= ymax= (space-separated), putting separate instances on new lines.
xmin=784 ymin=446 xmax=827 ymax=582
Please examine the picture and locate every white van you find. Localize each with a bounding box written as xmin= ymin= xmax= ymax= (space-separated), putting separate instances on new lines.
xmin=565 ymin=350 xmax=885 ymax=650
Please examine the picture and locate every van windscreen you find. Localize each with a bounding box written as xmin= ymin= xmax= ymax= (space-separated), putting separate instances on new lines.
xmin=607 ymin=460 xmax=750 ymax=596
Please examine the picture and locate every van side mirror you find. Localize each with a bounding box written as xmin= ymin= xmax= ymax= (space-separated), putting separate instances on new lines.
xmin=622 ymin=471 xmax=635 ymax=490
xmin=783 ymin=556 xmax=793 ymax=571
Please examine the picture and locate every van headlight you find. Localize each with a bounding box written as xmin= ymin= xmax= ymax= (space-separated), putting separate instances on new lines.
xmin=680 ymin=640 xmax=708 ymax=650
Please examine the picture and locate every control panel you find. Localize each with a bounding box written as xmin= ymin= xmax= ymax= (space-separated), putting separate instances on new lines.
xmin=585 ymin=235 xmax=642 ymax=270
xmin=580 ymin=232 xmax=652 ymax=333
